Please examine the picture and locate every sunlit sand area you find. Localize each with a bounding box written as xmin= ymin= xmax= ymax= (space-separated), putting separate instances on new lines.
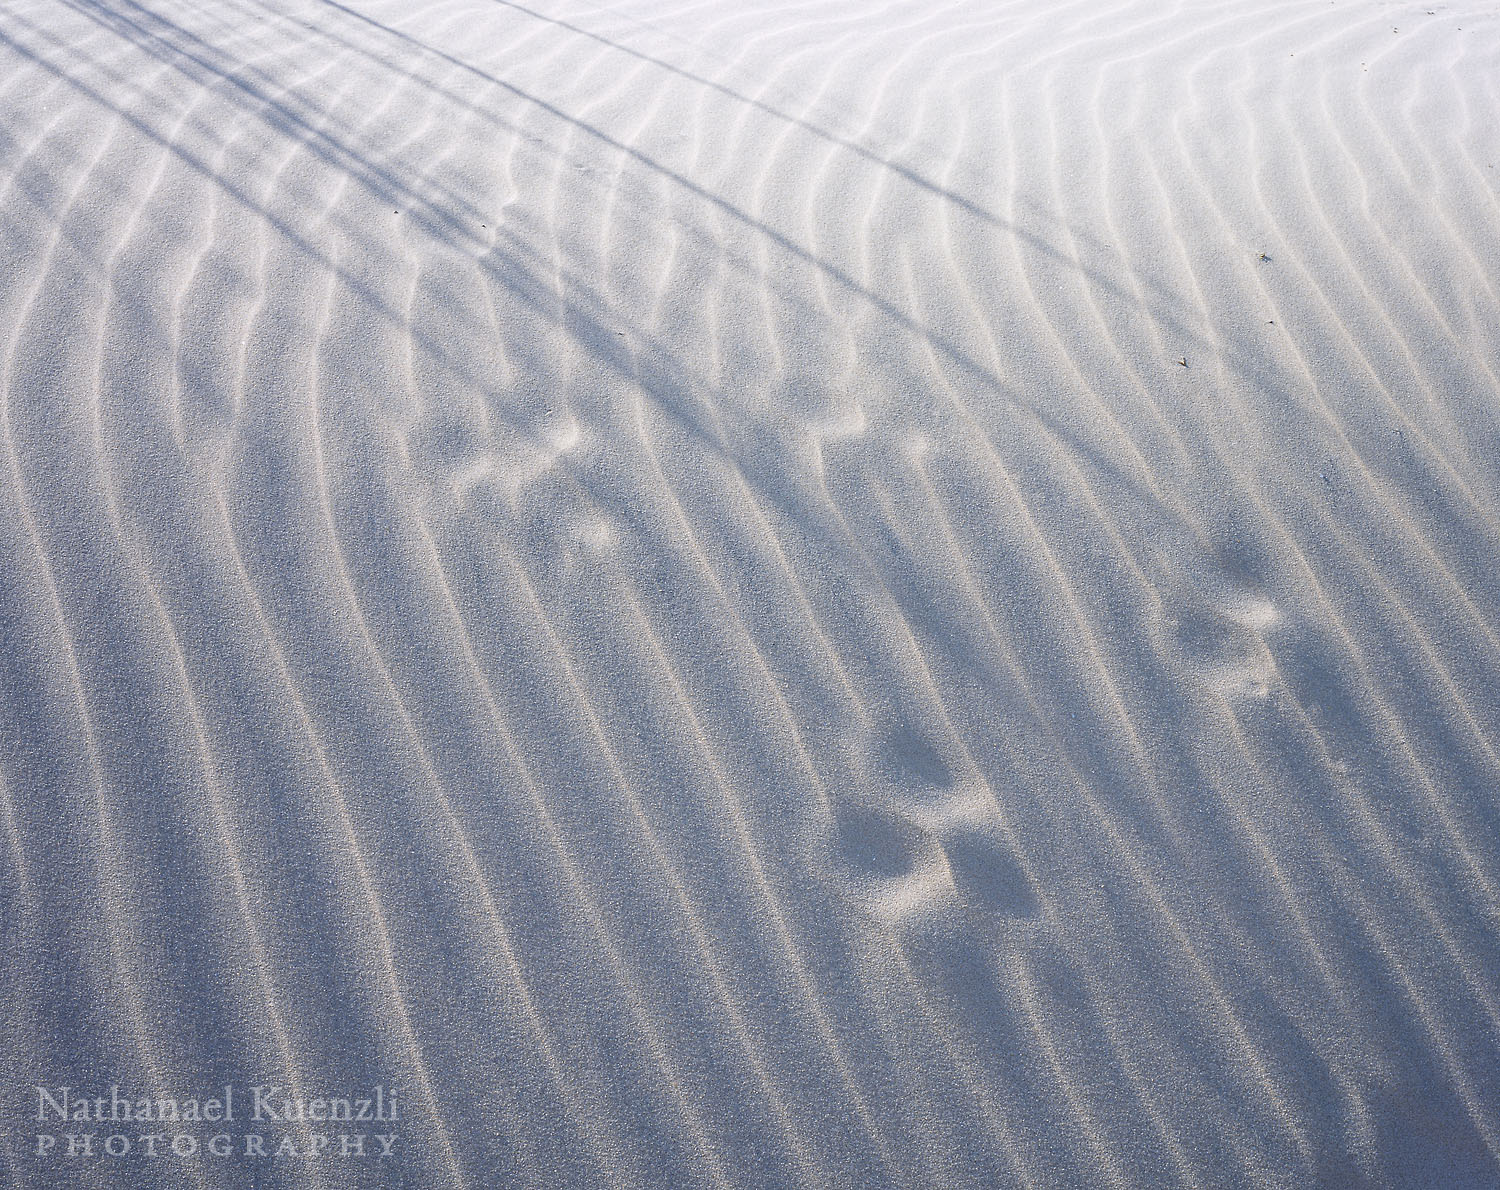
xmin=2 ymin=0 xmax=1500 ymax=1186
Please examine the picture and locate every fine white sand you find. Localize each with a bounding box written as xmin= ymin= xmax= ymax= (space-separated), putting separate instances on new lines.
xmin=3 ymin=0 xmax=1499 ymax=1186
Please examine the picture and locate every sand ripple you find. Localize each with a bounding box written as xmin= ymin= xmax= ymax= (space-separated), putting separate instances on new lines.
xmin=2 ymin=0 xmax=1499 ymax=1186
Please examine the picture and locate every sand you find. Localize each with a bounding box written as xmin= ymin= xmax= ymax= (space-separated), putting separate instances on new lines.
xmin=2 ymin=0 xmax=1499 ymax=1186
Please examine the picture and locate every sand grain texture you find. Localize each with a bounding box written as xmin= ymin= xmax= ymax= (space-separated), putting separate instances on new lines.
xmin=2 ymin=0 xmax=1499 ymax=1186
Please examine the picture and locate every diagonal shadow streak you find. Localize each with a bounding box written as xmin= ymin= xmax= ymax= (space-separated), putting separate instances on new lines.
xmin=0 ymin=6 xmax=1032 ymax=732
xmin=258 ymin=0 xmax=1403 ymax=542
xmin=7 ymin=0 xmax=1189 ymax=543
xmin=5 ymin=0 xmax=1354 ymax=588
xmin=0 ymin=10 xmax=853 ymax=562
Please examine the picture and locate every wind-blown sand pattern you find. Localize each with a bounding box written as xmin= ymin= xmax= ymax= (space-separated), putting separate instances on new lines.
xmin=2 ymin=0 xmax=1499 ymax=1186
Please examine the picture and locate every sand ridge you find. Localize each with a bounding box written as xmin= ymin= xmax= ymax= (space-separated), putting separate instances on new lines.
xmin=2 ymin=0 xmax=1499 ymax=1186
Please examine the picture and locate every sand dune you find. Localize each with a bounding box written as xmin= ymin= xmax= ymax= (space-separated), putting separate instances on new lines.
xmin=2 ymin=0 xmax=1499 ymax=1186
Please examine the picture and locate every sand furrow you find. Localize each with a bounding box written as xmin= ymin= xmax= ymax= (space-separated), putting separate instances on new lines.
xmin=5 ymin=1 xmax=1500 ymax=1186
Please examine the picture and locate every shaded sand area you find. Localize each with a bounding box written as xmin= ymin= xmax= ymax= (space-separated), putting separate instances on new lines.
xmin=3 ymin=0 xmax=1500 ymax=1186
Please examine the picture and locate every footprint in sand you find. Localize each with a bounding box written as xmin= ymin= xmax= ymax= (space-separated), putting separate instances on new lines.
xmin=876 ymin=725 xmax=956 ymax=800
xmin=411 ymin=404 xmax=584 ymax=514
xmin=830 ymin=799 xmax=952 ymax=919
xmin=895 ymin=828 xmax=1043 ymax=995
xmin=941 ymin=830 xmax=1040 ymax=920
xmin=833 ymin=799 xmax=928 ymax=880
xmin=1159 ymin=594 xmax=1279 ymax=701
